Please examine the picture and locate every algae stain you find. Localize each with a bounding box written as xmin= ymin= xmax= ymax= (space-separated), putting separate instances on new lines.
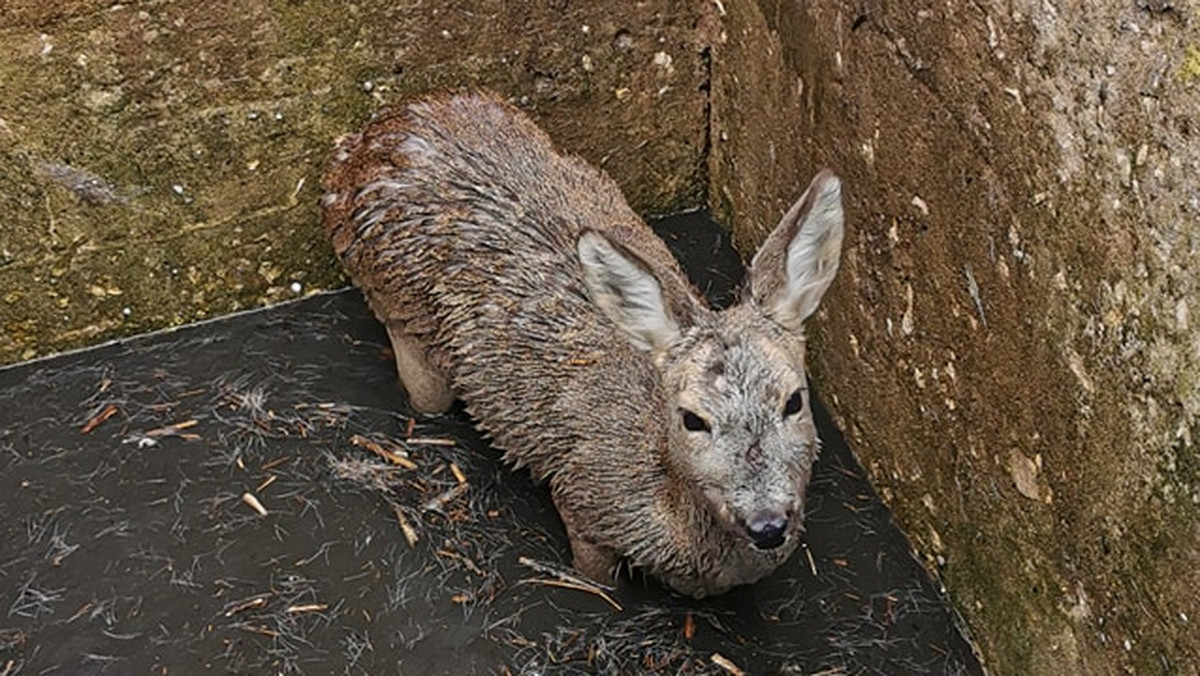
xmin=1179 ymin=45 xmax=1200 ymax=85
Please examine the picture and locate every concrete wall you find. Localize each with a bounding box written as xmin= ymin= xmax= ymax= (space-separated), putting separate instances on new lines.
xmin=708 ymin=1 xmax=1200 ymax=673
xmin=0 ymin=0 xmax=708 ymax=362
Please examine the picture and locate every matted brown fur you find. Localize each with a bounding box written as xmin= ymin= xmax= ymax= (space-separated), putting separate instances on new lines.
xmin=321 ymin=90 xmax=843 ymax=597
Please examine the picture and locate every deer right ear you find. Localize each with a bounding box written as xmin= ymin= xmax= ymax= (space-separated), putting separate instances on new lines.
xmin=748 ymin=170 xmax=844 ymax=332
xmin=578 ymin=231 xmax=682 ymax=354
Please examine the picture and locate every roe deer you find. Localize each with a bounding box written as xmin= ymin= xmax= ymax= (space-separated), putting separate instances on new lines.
xmin=322 ymin=91 xmax=843 ymax=597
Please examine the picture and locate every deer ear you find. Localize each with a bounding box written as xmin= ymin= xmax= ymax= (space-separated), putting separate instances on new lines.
xmin=748 ymin=170 xmax=844 ymax=332
xmin=578 ymin=231 xmax=682 ymax=354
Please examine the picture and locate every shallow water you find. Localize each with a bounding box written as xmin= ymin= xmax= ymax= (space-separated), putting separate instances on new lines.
xmin=0 ymin=212 xmax=981 ymax=675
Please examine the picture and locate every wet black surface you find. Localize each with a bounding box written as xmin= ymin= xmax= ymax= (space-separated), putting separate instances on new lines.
xmin=0 ymin=212 xmax=981 ymax=675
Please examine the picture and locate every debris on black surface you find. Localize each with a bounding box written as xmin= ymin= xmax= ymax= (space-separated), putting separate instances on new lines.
xmin=0 ymin=212 xmax=982 ymax=675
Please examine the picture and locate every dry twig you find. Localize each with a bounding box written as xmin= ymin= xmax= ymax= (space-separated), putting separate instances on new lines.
xmin=517 ymin=556 xmax=622 ymax=611
xmin=711 ymin=652 xmax=745 ymax=675
xmin=80 ymin=404 xmax=118 ymax=434
xmin=392 ymin=505 xmax=419 ymax=547
xmin=242 ymin=492 xmax=268 ymax=517
xmin=350 ymin=434 xmax=418 ymax=469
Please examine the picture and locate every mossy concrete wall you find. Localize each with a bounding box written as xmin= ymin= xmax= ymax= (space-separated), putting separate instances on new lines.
xmin=5 ymin=0 xmax=1200 ymax=673
xmin=709 ymin=1 xmax=1200 ymax=673
xmin=0 ymin=0 xmax=708 ymax=363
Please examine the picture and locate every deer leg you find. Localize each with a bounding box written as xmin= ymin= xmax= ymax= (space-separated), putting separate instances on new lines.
xmin=553 ymin=495 xmax=620 ymax=584
xmin=386 ymin=322 xmax=454 ymax=414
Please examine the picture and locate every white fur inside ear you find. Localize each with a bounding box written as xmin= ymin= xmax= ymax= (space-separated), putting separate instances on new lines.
xmin=775 ymin=172 xmax=845 ymax=328
xmin=578 ymin=231 xmax=680 ymax=353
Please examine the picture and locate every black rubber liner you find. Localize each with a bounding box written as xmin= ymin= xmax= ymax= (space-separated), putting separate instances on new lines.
xmin=0 ymin=212 xmax=982 ymax=675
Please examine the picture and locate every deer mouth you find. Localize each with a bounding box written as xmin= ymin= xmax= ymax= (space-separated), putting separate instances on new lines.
xmin=702 ymin=487 xmax=802 ymax=550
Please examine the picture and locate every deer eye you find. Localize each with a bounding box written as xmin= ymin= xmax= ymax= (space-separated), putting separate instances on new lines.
xmin=680 ymin=409 xmax=711 ymax=433
xmin=783 ymin=389 xmax=805 ymax=418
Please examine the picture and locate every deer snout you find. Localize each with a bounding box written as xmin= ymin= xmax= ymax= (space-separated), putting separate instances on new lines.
xmin=745 ymin=510 xmax=789 ymax=550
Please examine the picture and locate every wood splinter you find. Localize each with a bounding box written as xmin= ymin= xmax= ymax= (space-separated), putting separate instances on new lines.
xmin=392 ymin=505 xmax=419 ymax=547
xmin=405 ymin=436 xmax=457 ymax=447
xmin=350 ymin=434 xmax=418 ymax=469
xmin=711 ymin=652 xmax=745 ymax=676
xmin=286 ymin=603 xmax=328 ymax=614
xmin=80 ymin=404 xmax=119 ymax=434
xmin=223 ymin=595 xmax=270 ymax=617
xmin=517 ymin=556 xmax=622 ymax=611
xmin=420 ymin=483 xmax=468 ymax=514
xmin=241 ymin=492 xmax=268 ymax=517
xmin=144 ymin=419 xmax=199 ymax=438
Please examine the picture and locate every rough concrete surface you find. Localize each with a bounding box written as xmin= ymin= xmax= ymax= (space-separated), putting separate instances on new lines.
xmin=706 ymin=1 xmax=1200 ymax=673
xmin=0 ymin=0 xmax=708 ymax=363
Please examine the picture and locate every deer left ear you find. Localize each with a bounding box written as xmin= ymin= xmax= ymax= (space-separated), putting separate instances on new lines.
xmin=748 ymin=170 xmax=844 ymax=332
xmin=578 ymin=230 xmax=684 ymax=355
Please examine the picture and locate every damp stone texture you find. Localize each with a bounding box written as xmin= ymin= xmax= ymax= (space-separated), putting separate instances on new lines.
xmin=708 ymin=1 xmax=1200 ymax=674
xmin=0 ymin=0 xmax=708 ymax=363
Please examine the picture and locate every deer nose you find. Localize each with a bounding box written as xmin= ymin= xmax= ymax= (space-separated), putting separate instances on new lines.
xmin=746 ymin=511 xmax=788 ymax=550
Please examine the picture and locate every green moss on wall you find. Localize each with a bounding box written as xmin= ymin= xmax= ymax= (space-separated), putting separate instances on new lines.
xmin=0 ymin=0 xmax=709 ymax=364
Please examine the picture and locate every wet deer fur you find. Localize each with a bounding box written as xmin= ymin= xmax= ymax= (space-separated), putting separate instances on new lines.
xmin=322 ymin=91 xmax=844 ymax=598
